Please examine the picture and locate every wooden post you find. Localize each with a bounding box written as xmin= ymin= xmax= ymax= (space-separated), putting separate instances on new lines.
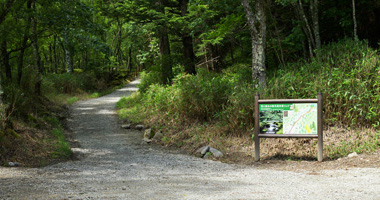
xmin=254 ymin=93 xmax=260 ymax=161
xmin=317 ymin=92 xmax=323 ymax=162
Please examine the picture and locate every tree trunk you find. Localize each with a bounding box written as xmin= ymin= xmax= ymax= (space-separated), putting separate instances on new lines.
xmin=127 ymin=47 xmax=132 ymax=72
xmin=158 ymin=32 xmax=172 ymax=84
xmin=31 ymin=1 xmax=42 ymax=95
xmin=179 ymin=0 xmax=196 ymax=75
xmin=310 ymin=0 xmax=321 ymax=49
xmin=1 ymin=41 xmax=11 ymax=83
xmin=294 ymin=0 xmax=315 ymax=57
xmin=65 ymin=46 xmax=73 ymax=73
xmin=63 ymin=32 xmax=73 ymax=73
xmin=82 ymin=50 xmax=88 ymax=71
xmin=157 ymin=0 xmax=173 ymax=84
xmin=352 ymin=0 xmax=358 ymax=40
xmin=17 ymin=31 xmax=29 ymax=85
xmin=182 ymin=36 xmax=196 ymax=74
xmin=53 ymin=36 xmax=58 ymax=73
xmin=241 ymin=0 xmax=267 ymax=88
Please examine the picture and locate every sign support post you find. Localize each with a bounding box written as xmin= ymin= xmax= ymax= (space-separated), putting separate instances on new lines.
xmin=317 ymin=92 xmax=323 ymax=162
xmin=254 ymin=93 xmax=260 ymax=161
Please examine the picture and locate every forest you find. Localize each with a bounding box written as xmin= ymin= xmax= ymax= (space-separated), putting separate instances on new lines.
xmin=1 ymin=0 xmax=380 ymax=165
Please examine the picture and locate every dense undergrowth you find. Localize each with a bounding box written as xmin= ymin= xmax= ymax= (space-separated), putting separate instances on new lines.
xmin=117 ymin=39 xmax=380 ymax=161
xmin=0 ymin=70 xmax=131 ymax=167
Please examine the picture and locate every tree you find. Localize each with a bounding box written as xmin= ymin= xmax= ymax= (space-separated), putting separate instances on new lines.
xmin=30 ymin=0 xmax=42 ymax=95
xmin=241 ymin=0 xmax=267 ymax=88
xmin=352 ymin=0 xmax=358 ymax=40
xmin=178 ymin=0 xmax=196 ymax=75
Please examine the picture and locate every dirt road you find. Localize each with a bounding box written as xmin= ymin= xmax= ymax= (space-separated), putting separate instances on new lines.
xmin=1 ymin=79 xmax=380 ymax=200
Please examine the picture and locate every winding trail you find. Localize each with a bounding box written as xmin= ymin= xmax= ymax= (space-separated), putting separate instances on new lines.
xmin=1 ymin=79 xmax=380 ymax=199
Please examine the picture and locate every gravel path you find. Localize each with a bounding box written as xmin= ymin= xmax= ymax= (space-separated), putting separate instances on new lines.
xmin=1 ymin=79 xmax=380 ymax=200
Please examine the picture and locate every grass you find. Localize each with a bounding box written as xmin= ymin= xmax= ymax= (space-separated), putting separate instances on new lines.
xmin=67 ymin=97 xmax=79 ymax=105
xmin=50 ymin=128 xmax=72 ymax=159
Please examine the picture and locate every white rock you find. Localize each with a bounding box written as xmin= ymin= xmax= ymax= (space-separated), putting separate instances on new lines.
xmin=347 ymin=152 xmax=358 ymax=158
xmin=121 ymin=124 xmax=131 ymax=129
xmin=136 ymin=125 xmax=144 ymax=130
xmin=152 ymin=131 xmax=163 ymax=141
xmin=209 ymin=148 xmax=223 ymax=158
xmin=142 ymin=138 xmax=152 ymax=144
xmin=201 ymin=146 xmax=210 ymax=155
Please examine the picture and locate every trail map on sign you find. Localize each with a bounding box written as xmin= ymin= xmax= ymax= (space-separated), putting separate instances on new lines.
xmin=283 ymin=104 xmax=317 ymax=134
xmin=259 ymin=103 xmax=318 ymax=134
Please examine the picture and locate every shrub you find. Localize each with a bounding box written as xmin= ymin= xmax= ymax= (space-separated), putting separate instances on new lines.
xmin=222 ymin=85 xmax=256 ymax=133
xmin=42 ymin=72 xmax=101 ymax=95
xmin=173 ymin=69 xmax=233 ymax=121
xmin=138 ymin=71 xmax=162 ymax=94
xmin=266 ymin=39 xmax=380 ymax=127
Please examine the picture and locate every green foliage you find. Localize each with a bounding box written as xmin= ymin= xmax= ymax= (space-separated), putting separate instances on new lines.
xmin=138 ymin=71 xmax=162 ymax=94
xmin=222 ymin=85 xmax=256 ymax=132
xmin=117 ymin=92 xmax=145 ymax=123
xmin=90 ymin=92 xmax=100 ymax=98
xmin=266 ymin=39 xmax=380 ymax=127
xmin=66 ymin=97 xmax=79 ymax=105
xmin=1 ymin=83 xmax=35 ymax=119
xmin=50 ymin=128 xmax=72 ymax=159
xmin=119 ymin=67 xmax=254 ymax=134
xmin=42 ymin=72 xmax=102 ymax=95
xmin=171 ymin=69 xmax=233 ymax=121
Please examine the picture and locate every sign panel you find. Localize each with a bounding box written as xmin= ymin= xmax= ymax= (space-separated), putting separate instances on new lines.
xmin=259 ymin=103 xmax=318 ymax=134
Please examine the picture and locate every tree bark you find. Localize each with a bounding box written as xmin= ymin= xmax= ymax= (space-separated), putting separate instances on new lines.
xmin=17 ymin=0 xmax=33 ymax=84
xmin=241 ymin=0 xmax=267 ymax=88
xmin=310 ymin=0 xmax=321 ymax=49
xmin=127 ymin=47 xmax=132 ymax=72
xmin=179 ymin=0 xmax=196 ymax=75
xmin=17 ymin=31 xmax=29 ymax=85
xmin=157 ymin=0 xmax=173 ymax=84
xmin=31 ymin=0 xmax=42 ymax=95
xmin=65 ymin=47 xmax=73 ymax=73
xmin=53 ymin=36 xmax=58 ymax=73
xmin=352 ymin=0 xmax=358 ymax=40
xmin=158 ymin=31 xmax=172 ymax=84
xmin=1 ymin=41 xmax=11 ymax=83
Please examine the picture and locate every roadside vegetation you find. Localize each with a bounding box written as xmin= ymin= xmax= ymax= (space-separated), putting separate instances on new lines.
xmin=0 ymin=71 xmax=133 ymax=167
xmin=117 ymin=39 xmax=380 ymax=162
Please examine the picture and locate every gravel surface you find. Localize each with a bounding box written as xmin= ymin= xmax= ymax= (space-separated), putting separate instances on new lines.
xmin=1 ymin=79 xmax=380 ymax=200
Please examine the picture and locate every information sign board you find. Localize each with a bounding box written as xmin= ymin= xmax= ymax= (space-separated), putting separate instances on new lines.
xmin=254 ymin=93 xmax=323 ymax=162
xmin=259 ymin=103 xmax=318 ymax=135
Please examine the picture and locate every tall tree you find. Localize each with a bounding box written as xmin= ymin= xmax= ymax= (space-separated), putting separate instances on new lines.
xmin=241 ymin=0 xmax=267 ymax=88
xmin=179 ymin=0 xmax=196 ymax=75
xmin=310 ymin=0 xmax=320 ymax=49
xmin=156 ymin=0 xmax=173 ymax=84
xmin=17 ymin=0 xmax=32 ymax=84
xmin=30 ymin=0 xmax=42 ymax=95
xmin=352 ymin=0 xmax=358 ymax=40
